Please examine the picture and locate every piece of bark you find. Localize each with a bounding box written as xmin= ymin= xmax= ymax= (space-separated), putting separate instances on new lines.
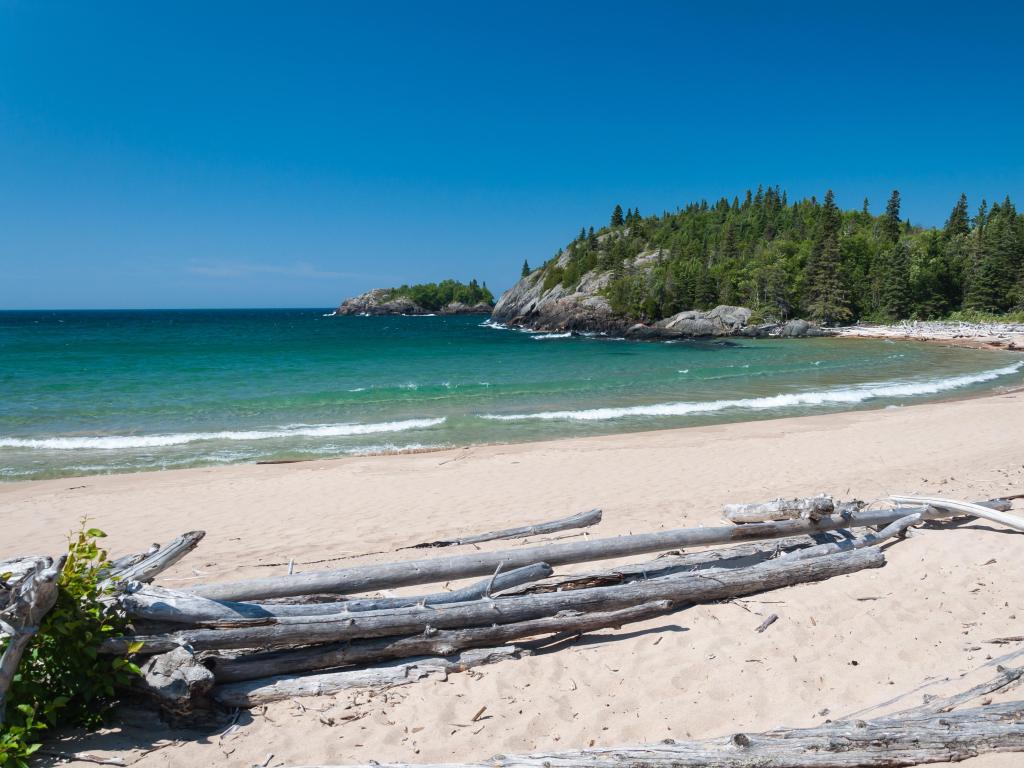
xmin=188 ymin=500 xmax=1007 ymax=602
xmin=210 ymin=600 xmax=672 ymax=683
xmin=286 ymin=700 xmax=1024 ymax=767
xmin=754 ymin=614 xmax=778 ymax=633
xmin=497 ymin=534 xmax=844 ymax=596
xmin=889 ymin=495 xmax=1024 ymax=533
xmin=103 ymin=531 xmax=205 ymax=589
xmin=212 ymin=646 xmax=529 ymax=708
xmin=407 ymin=509 xmax=602 ymax=548
xmin=105 ymin=548 xmax=884 ymax=654
xmin=783 ymin=513 xmax=921 ymax=561
xmin=722 ymin=495 xmax=837 ymax=523
xmin=0 ymin=556 xmax=66 ymax=725
xmin=121 ymin=563 xmax=554 ymax=624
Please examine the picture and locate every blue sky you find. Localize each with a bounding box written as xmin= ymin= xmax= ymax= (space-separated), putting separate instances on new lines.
xmin=1 ymin=2 xmax=1022 ymax=309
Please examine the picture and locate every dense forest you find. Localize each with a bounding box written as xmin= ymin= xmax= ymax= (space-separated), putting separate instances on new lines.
xmin=535 ymin=189 xmax=1024 ymax=324
xmin=386 ymin=279 xmax=494 ymax=310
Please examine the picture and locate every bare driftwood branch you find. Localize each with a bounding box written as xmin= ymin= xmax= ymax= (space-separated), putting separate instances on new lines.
xmin=188 ymin=500 xmax=1006 ymax=602
xmin=210 ymin=601 xmax=673 ymax=683
xmin=212 ymin=646 xmax=529 ymax=708
xmin=0 ymin=556 xmax=66 ymax=725
xmin=722 ymin=495 xmax=838 ymax=523
xmin=121 ymin=563 xmax=554 ymax=624
xmin=406 ymin=509 xmax=602 ymax=548
xmin=104 ymin=531 xmax=205 ymax=589
xmin=105 ymin=548 xmax=884 ymax=654
xmin=890 ymin=495 xmax=1024 ymax=533
xmin=783 ymin=513 xmax=921 ymax=561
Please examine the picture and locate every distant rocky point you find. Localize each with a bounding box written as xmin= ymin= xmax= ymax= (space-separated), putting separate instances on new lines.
xmin=333 ymin=285 xmax=493 ymax=316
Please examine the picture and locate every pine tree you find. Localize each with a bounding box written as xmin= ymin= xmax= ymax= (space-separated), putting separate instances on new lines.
xmin=880 ymin=243 xmax=912 ymax=320
xmin=944 ymin=193 xmax=970 ymax=238
xmin=804 ymin=190 xmax=851 ymax=325
xmin=611 ymin=204 xmax=624 ymax=227
xmin=521 ymin=260 xmax=531 ymax=277
xmin=883 ymin=190 xmax=901 ymax=243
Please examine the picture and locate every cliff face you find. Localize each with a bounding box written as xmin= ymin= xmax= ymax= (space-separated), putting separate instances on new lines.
xmin=333 ymin=289 xmax=492 ymax=316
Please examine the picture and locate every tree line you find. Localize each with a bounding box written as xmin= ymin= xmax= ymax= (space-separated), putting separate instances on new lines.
xmin=534 ymin=187 xmax=1024 ymax=324
xmin=387 ymin=279 xmax=494 ymax=311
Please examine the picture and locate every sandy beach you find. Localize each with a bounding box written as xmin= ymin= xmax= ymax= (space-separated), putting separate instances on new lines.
xmin=2 ymin=384 xmax=1022 ymax=767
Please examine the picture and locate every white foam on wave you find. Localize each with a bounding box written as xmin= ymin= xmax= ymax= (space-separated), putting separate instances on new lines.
xmin=480 ymin=362 xmax=1023 ymax=423
xmin=531 ymin=332 xmax=573 ymax=340
xmin=0 ymin=418 xmax=447 ymax=451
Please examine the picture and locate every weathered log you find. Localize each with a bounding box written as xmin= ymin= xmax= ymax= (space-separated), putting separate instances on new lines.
xmin=890 ymin=495 xmax=1024 ymax=533
xmin=105 ymin=543 xmax=161 ymax=576
xmin=106 ymin=548 xmax=884 ymax=654
xmin=783 ymin=513 xmax=921 ymax=562
xmin=103 ymin=531 xmax=205 ymax=589
xmin=286 ymin=701 xmax=1024 ymax=767
xmin=497 ymin=534 xmax=844 ymax=596
xmin=189 ymin=500 xmax=1006 ymax=602
xmin=0 ymin=556 xmax=66 ymax=725
xmin=0 ymin=556 xmax=53 ymax=610
xmin=211 ymin=601 xmax=673 ymax=683
xmin=722 ymin=495 xmax=837 ymax=523
xmin=122 ymin=563 xmax=554 ymax=624
xmin=407 ymin=509 xmax=602 ymax=548
xmin=212 ymin=646 xmax=529 ymax=708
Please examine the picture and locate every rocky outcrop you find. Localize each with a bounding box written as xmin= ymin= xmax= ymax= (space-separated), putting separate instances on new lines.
xmin=493 ymin=257 xmax=827 ymax=339
xmin=333 ymin=289 xmax=492 ymax=316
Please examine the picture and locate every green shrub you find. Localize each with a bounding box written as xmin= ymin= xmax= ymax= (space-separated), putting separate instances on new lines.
xmin=541 ymin=266 xmax=564 ymax=293
xmin=945 ymin=309 xmax=1024 ymax=324
xmin=0 ymin=526 xmax=141 ymax=767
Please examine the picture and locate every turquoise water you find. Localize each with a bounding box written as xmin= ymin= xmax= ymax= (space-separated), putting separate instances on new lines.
xmin=1 ymin=309 xmax=1021 ymax=481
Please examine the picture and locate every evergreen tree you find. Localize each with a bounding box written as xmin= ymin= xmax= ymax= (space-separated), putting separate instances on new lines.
xmin=611 ymin=204 xmax=624 ymax=227
xmin=880 ymin=243 xmax=912 ymax=320
xmin=883 ymin=190 xmax=902 ymax=243
xmin=521 ymin=260 xmax=531 ymax=277
xmin=944 ymin=194 xmax=970 ymax=238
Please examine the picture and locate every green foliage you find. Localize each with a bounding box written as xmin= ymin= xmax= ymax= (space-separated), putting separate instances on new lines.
xmin=387 ymin=279 xmax=494 ymax=311
xmin=0 ymin=526 xmax=140 ymax=767
xmin=531 ymin=186 xmax=1024 ymax=325
xmin=947 ymin=308 xmax=1024 ymax=324
xmin=610 ymin=204 xmax=624 ymax=228
xmin=521 ymin=260 xmax=530 ymax=278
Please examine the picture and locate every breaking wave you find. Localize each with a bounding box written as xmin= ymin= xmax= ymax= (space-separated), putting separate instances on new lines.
xmin=480 ymin=362 xmax=1023 ymax=423
xmin=0 ymin=418 xmax=447 ymax=451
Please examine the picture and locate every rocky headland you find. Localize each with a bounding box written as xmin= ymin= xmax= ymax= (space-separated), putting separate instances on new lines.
xmin=333 ymin=288 xmax=492 ymax=317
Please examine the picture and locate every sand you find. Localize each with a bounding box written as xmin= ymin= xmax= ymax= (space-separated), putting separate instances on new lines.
xmin=3 ymin=389 xmax=1024 ymax=767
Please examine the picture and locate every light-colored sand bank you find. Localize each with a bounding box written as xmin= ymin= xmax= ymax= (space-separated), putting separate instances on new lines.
xmin=836 ymin=319 xmax=1024 ymax=351
xmin=2 ymin=391 xmax=1023 ymax=767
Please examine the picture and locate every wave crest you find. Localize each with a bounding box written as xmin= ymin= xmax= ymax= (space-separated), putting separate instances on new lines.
xmin=0 ymin=418 xmax=447 ymax=451
xmin=481 ymin=362 xmax=1023 ymax=423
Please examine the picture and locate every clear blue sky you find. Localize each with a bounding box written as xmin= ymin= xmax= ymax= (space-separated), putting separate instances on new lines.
xmin=1 ymin=1 xmax=1022 ymax=309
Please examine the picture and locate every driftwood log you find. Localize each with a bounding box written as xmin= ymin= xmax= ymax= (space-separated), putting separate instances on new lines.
xmin=497 ymin=534 xmax=848 ymax=596
xmin=0 ymin=556 xmax=66 ymax=725
xmin=287 ymin=667 xmax=1024 ymax=768
xmin=122 ymin=563 xmax=554 ymax=624
xmin=210 ymin=600 xmax=673 ymax=683
xmin=722 ymin=495 xmax=839 ymax=523
xmin=407 ymin=509 xmax=602 ymax=548
xmin=102 ymin=531 xmax=205 ymax=589
xmin=783 ymin=513 xmax=921 ymax=561
xmin=890 ymin=495 xmax=1024 ymax=533
xmin=105 ymin=548 xmax=884 ymax=654
xmin=212 ymin=646 xmax=528 ymax=708
xmin=189 ymin=500 xmax=1006 ymax=601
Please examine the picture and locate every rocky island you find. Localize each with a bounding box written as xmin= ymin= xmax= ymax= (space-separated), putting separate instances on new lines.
xmin=333 ymin=279 xmax=494 ymax=316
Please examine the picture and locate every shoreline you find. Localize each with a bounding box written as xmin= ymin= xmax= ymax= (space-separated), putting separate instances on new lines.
xmin=3 ymin=331 xmax=1023 ymax=486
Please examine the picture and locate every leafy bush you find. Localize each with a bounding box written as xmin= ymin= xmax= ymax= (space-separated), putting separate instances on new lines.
xmin=0 ymin=526 xmax=140 ymax=767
